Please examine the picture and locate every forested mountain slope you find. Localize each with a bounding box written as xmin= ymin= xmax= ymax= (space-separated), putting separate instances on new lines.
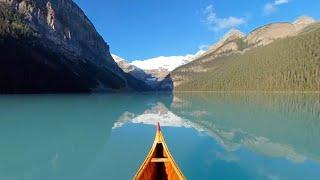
xmin=169 ymin=23 xmax=320 ymax=91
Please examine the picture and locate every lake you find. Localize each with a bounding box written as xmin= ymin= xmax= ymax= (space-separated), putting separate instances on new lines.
xmin=0 ymin=93 xmax=319 ymax=180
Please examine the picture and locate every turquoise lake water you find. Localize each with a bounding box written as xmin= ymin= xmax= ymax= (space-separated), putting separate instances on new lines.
xmin=0 ymin=93 xmax=319 ymax=180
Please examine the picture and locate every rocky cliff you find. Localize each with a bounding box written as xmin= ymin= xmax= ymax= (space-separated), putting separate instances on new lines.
xmin=0 ymin=0 xmax=150 ymax=93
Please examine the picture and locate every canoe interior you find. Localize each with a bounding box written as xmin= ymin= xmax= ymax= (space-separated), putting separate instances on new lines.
xmin=137 ymin=143 xmax=181 ymax=180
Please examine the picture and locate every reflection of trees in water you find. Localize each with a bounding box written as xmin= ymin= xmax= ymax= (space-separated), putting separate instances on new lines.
xmin=171 ymin=92 xmax=320 ymax=162
xmin=173 ymin=92 xmax=320 ymax=118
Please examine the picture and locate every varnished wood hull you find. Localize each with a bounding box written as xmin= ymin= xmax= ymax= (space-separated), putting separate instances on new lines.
xmin=133 ymin=123 xmax=186 ymax=180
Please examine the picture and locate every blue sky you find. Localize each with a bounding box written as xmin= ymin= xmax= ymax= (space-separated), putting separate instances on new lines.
xmin=74 ymin=0 xmax=319 ymax=61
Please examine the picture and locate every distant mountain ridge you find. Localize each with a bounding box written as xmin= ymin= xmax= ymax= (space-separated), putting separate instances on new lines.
xmin=246 ymin=16 xmax=316 ymax=48
xmin=112 ymin=54 xmax=159 ymax=89
xmin=113 ymin=16 xmax=318 ymax=91
xmin=130 ymin=50 xmax=205 ymax=81
xmin=165 ymin=16 xmax=319 ymax=91
xmin=195 ymin=16 xmax=316 ymax=65
xmin=113 ymin=50 xmax=205 ymax=89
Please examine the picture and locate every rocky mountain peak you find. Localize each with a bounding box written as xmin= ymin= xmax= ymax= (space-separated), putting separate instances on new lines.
xmin=293 ymin=16 xmax=316 ymax=31
xmin=245 ymin=16 xmax=316 ymax=48
xmin=223 ymin=28 xmax=246 ymax=41
xmin=207 ymin=28 xmax=245 ymax=52
xmin=199 ymin=28 xmax=246 ymax=60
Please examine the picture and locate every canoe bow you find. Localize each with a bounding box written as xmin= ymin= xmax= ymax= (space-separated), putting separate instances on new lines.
xmin=133 ymin=123 xmax=186 ymax=180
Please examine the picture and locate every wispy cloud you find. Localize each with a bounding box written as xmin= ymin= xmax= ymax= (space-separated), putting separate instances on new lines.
xmin=198 ymin=44 xmax=209 ymax=51
xmin=203 ymin=5 xmax=246 ymax=31
xmin=263 ymin=3 xmax=277 ymax=15
xmin=274 ymin=0 xmax=289 ymax=5
xmin=264 ymin=0 xmax=290 ymax=15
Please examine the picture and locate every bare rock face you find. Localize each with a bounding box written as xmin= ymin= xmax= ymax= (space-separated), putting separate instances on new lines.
xmin=245 ymin=16 xmax=316 ymax=47
xmin=293 ymin=16 xmax=316 ymax=31
xmin=192 ymin=28 xmax=246 ymax=64
xmin=246 ymin=23 xmax=296 ymax=47
xmin=201 ymin=29 xmax=245 ymax=61
xmin=207 ymin=29 xmax=245 ymax=53
xmin=46 ymin=2 xmax=55 ymax=30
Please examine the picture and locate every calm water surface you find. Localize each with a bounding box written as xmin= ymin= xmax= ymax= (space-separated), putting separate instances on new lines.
xmin=0 ymin=93 xmax=319 ymax=180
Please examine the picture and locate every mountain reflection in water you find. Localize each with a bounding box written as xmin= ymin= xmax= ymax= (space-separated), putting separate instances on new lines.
xmin=0 ymin=93 xmax=319 ymax=180
xmin=113 ymin=93 xmax=320 ymax=164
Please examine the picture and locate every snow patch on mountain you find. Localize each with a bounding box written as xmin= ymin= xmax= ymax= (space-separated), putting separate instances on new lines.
xmin=111 ymin=54 xmax=125 ymax=63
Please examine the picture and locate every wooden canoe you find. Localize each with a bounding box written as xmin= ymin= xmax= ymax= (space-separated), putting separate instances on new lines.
xmin=133 ymin=123 xmax=186 ymax=180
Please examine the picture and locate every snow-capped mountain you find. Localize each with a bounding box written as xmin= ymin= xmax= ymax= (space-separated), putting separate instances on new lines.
xmin=131 ymin=50 xmax=205 ymax=72
xmin=113 ymin=50 xmax=206 ymax=85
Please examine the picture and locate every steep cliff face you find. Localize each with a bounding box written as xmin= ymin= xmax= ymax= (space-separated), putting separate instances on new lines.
xmin=0 ymin=0 xmax=118 ymax=67
xmin=0 ymin=0 xmax=150 ymax=93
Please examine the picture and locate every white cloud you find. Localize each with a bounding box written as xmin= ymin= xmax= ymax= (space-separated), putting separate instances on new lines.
xmin=263 ymin=0 xmax=290 ymax=15
xmin=203 ymin=5 xmax=246 ymax=31
xmin=263 ymin=3 xmax=277 ymax=15
xmin=274 ymin=0 xmax=289 ymax=5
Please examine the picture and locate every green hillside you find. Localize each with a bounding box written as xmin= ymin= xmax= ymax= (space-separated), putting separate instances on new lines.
xmin=171 ymin=24 xmax=320 ymax=91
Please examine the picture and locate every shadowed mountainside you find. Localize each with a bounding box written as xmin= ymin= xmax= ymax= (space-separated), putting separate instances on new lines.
xmin=0 ymin=1 xmax=151 ymax=93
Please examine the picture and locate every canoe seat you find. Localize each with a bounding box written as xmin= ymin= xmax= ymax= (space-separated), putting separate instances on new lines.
xmin=151 ymin=158 xmax=169 ymax=163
